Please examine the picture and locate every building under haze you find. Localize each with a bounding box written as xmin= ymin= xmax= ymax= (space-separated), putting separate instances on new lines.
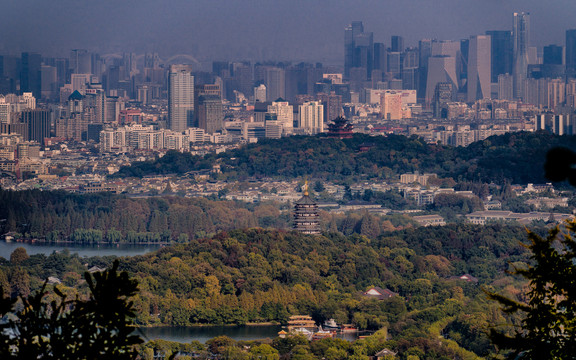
xmin=513 ymin=12 xmax=530 ymax=100
xmin=425 ymin=56 xmax=458 ymax=104
xmin=197 ymin=95 xmax=223 ymax=135
xmin=168 ymin=65 xmax=194 ymax=132
xmin=298 ymin=101 xmax=324 ymax=134
xmin=467 ymin=35 xmax=491 ymax=102
xmin=20 ymin=109 xmax=50 ymax=145
xmin=486 ymin=30 xmax=513 ymax=84
xmin=20 ymin=53 xmax=42 ymax=99
xmin=566 ymin=29 xmax=576 ymax=78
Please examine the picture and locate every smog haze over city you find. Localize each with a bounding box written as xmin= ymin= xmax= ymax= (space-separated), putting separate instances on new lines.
xmin=1 ymin=0 xmax=575 ymax=63
xmin=4 ymin=0 xmax=576 ymax=358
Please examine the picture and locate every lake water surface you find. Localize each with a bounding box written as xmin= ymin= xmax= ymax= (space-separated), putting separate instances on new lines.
xmin=138 ymin=325 xmax=284 ymax=343
xmin=0 ymin=241 xmax=161 ymax=259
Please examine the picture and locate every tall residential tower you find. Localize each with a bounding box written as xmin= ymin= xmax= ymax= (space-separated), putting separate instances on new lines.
xmin=168 ymin=65 xmax=194 ymax=132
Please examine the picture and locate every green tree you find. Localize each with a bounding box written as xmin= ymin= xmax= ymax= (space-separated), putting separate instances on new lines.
xmin=249 ymin=344 xmax=279 ymax=360
xmin=10 ymin=247 xmax=29 ymax=264
xmin=487 ymin=220 xmax=576 ymax=359
xmin=0 ymin=260 xmax=142 ymax=359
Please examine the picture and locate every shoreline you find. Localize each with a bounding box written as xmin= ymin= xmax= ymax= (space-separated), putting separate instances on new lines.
xmin=136 ymin=322 xmax=282 ymax=328
xmin=3 ymin=239 xmax=169 ymax=246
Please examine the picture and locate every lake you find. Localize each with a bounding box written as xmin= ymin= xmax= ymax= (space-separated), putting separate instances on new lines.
xmin=137 ymin=325 xmax=362 ymax=343
xmin=138 ymin=325 xmax=284 ymax=343
xmin=0 ymin=241 xmax=161 ymax=259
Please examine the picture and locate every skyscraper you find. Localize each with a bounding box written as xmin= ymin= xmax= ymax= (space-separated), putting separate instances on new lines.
xmin=373 ymin=43 xmax=387 ymax=72
xmin=425 ymin=56 xmax=458 ymax=104
xmin=20 ymin=53 xmax=42 ymax=99
xmin=344 ymin=21 xmax=373 ymax=80
xmin=197 ymin=95 xmax=223 ymax=134
xmin=70 ymin=49 xmax=92 ymax=75
xmin=20 ymin=109 xmax=50 ymax=145
xmin=298 ymin=101 xmax=324 ymax=134
xmin=265 ymin=67 xmax=285 ymax=102
xmin=391 ymin=36 xmax=404 ymax=52
xmin=566 ymin=29 xmax=576 ymax=78
xmin=543 ymin=45 xmax=563 ymax=65
xmin=344 ymin=21 xmax=364 ymax=78
xmin=468 ymin=35 xmax=492 ymax=102
xmin=317 ymin=92 xmax=342 ymax=124
xmin=418 ymin=39 xmax=433 ymax=101
xmin=486 ymin=30 xmax=513 ymax=83
xmin=168 ymin=65 xmax=194 ymax=132
xmin=513 ymin=12 xmax=530 ymax=100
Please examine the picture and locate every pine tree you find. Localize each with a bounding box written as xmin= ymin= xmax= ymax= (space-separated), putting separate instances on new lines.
xmin=487 ymin=220 xmax=576 ymax=359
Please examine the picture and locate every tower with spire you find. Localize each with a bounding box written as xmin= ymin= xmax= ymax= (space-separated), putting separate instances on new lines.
xmin=293 ymin=181 xmax=321 ymax=234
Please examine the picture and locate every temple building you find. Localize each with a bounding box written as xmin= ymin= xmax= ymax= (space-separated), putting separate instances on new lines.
xmin=293 ymin=182 xmax=321 ymax=234
xmin=327 ymin=116 xmax=354 ymax=139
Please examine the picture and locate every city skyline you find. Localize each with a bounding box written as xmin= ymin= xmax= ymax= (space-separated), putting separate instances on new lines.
xmin=1 ymin=0 xmax=576 ymax=64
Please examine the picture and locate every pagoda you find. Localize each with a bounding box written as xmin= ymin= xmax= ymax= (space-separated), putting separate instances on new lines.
xmin=327 ymin=116 xmax=354 ymax=139
xmin=293 ymin=181 xmax=321 ymax=234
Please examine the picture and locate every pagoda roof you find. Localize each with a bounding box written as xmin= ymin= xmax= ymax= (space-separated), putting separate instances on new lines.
xmin=295 ymin=195 xmax=316 ymax=205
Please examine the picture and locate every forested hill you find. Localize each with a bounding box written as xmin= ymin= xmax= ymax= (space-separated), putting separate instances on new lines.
xmin=112 ymin=131 xmax=575 ymax=184
xmin=1 ymin=225 xmax=532 ymax=357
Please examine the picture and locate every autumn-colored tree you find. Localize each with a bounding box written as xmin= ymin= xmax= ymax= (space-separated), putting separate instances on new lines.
xmin=9 ymin=247 xmax=29 ymax=264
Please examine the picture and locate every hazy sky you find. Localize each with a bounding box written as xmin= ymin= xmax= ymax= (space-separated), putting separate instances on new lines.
xmin=1 ymin=0 xmax=574 ymax=64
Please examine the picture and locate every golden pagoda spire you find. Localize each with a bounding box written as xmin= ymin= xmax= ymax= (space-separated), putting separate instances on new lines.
xmin=303 ymin=179 xmax=309 ymax=196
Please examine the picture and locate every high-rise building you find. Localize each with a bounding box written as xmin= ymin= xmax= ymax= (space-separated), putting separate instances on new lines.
xmin=567 ymin=79 xmax=576 ymax=107
xmin=254 ymin=84 xmax=267 ymax=103
xmin=264 ymin=113 xmax=283 ymax=139
xmin=317 ymin=92 xmax=342 ymax=123
xmin=70 ymin=49 xmax=92 ymax=75
xmin=373 ymin=43 xmax=387 ymax=72
xmin=468 ymin=35 xmax=492 ymax=102
xmin=20 ymin=53 xmax=42 ymax=99
xmin=41 ymin=65 xmax=57 ymax=100
xmin=344 ymin=21 xmax=374 ymax=80
xmin=298 ymin=101 xmax=324 ymax=134
xmin=433 ymin=82 xmax=453 ymax=118
xmin=268 ymin=100 xmax=294 ymax=132
xmin=425 ymin=56 xmax=458 ymax=104
xmin=380 ymin=91 xmax=403 ymax=120
xmin=498 ymin=74 xmax=514 ymax=100
xmin=344 ymin=21 xmax=364 ymax=78
xmin=387 ymin=52 xmax=402 ymax=79
xmin=566 ymin=30 xmax=576 ymax=78
xmin=194 ymin=83 xmax=221 ymax=127
xmin=418 ymin=39 xmax=433 ymax=101
xmin=391 ymin=36 xmax=404 ymax=52
xmin=547 ymin=79 xmax=565 ymax=109
xmin=20 ymin=109 xmax=50 ymax=145
xmin=197 ymin=95 xmax=223 ymax=134
xmin=513 ymin=12 xmax=530 ymax=100
xmin=543 ymin=45 xmax=563 ymax=65
xmin=265 ymin=67 xmax=285 ymax=102
xmin=354 ymin=32 xmax=374 ymax=79
xmin=168 ymin=65 xmax=194 ymax=132
xmin=0 ymin=96 xmax=10 ymax=124
xmin=486 ymin=30 xmax=513 ymax=83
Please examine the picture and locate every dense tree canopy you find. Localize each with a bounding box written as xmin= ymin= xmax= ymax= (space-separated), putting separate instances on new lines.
xmin=113 ymin=132 xmax=576 ymax=184
xmin=0 ymin=223 xmax=540 ymax=358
